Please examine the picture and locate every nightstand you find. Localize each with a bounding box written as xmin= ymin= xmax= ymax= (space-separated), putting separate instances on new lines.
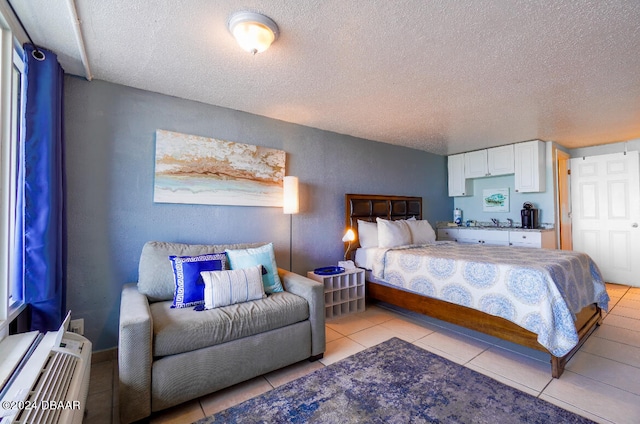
xmin=307 ymin=268 xmax=365 ymax=320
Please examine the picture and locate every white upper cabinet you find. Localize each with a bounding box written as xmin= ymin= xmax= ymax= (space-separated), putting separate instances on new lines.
xmin=508 ymin=230 xmax=555 ymax=248
xmin=487 ymin=145 xmax=514 ymax=176
xmin=448 ymin=154 xmax=473 ymax=197
xmin=463 ymin=145 xmax=514 ymax=178
xmin=514 ymin=140 xmax=546 ymax=193
xmin=464 ymin=150 xmax=489 ymax=178
xmin=447 ymin=141 xmax=543 ymax=196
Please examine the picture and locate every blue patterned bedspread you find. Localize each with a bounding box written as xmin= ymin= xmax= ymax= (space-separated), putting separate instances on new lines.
xmin=370 ymin=242 xmax=609 ymax=356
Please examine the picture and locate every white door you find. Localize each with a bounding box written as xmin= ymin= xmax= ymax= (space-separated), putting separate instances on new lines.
xmin=570 ymin=151 xmax=640 ymax=286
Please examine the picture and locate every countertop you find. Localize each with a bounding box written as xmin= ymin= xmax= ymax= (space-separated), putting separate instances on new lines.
xmin=436 ymin=222 xmax=554 ymax=232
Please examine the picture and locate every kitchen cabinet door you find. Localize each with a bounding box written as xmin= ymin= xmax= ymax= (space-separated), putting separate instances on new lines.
xmin=487 ymin=145 xmax=514 ymax=176
xmin=447 ymin=154 xmax=473 ymax=196
xmin=479 ymin=230 xmax=510 ymax=246
xmin=455 ymin=228 xmax=479 ymax=244
xmin=464 ymin=150 xmax=488 ymax=178
xmin=514 ymin=140 xmax=546 ymax=193
xmin=437 ymin=228 xmax=459 ymax=241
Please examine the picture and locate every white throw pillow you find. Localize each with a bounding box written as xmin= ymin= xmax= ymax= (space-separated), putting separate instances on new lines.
xmin=357 ymin=220 xmax=379 ymax=248
xmin=201 ymin=265 xmax=266 ymax=309
xmin=406 ymin=219 xmax=436 ymax=244
xmin=376 ymin=218 xmax=412 ymax=248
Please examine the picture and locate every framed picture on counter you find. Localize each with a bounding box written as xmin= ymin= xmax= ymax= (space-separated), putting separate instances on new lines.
xmin=483 ymin=188 xmax=509 ymax=212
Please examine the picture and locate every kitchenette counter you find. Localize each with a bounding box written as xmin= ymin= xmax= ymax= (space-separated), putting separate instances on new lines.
xmin=436 ymin=222 xmax=554 ymax=232
xmin=436 ymin=222 xmax=556 ymax=248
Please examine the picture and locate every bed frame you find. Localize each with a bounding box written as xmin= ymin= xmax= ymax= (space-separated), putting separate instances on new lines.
xmin=345 ymin=193 xmax=603 ymax=378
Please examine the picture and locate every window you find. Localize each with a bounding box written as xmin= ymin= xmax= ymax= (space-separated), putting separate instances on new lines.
xmin=7 ymin=46 xmax=22 ymax=308
xmin=0 ymin=12 xmax=24 ymax=335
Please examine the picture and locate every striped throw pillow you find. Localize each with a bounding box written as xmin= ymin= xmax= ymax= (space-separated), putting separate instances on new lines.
xmin=200 ymin=265 xmax=266 ymax=309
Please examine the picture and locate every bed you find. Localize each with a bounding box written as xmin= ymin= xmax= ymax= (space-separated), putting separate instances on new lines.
xmin=345 ymin=193 xmax=609 ymax=378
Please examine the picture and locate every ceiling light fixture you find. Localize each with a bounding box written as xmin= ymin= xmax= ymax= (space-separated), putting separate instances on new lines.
xmin=228 ymin=11 xmax=279 ymax=55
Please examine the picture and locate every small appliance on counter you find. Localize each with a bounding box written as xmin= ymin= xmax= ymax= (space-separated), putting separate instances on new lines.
xmin=521 ymin=202 xmax=539 ymax=229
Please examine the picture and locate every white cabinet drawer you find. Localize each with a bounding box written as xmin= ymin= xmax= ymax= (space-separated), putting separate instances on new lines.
xmin=437 ymin=228 xmax=459 ymax=241
xmin=509 ymin=231 xmax=542 ymax=247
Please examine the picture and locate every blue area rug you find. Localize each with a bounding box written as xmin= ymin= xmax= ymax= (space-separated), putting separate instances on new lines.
xmin=195 ymin=337 xmax=593 ymax=423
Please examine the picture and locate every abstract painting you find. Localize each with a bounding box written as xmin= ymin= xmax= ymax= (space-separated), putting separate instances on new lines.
xmin=482 ymin=188 xmax=509 ymax=212
xmin=154 ymin=130 xmax=286 ymax=207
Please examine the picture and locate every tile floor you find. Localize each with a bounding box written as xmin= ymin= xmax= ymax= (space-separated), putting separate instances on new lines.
xmin=87 ymin=283 xmax=640 ymax=424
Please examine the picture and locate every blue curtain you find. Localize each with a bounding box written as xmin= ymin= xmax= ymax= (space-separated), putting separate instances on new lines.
xmin=15 ymin=44 xmax=66 ymax=331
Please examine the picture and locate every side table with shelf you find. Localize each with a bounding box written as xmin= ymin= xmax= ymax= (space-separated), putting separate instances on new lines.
xmin=307 ymin=268 xmax=365 ymax=320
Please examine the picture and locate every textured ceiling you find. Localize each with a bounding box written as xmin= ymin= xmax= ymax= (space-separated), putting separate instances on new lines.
xmin=8 ymin=0 xmax=640 ymax=155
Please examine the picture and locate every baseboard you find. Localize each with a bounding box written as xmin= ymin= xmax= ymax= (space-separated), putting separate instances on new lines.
xmin=92 ymin=347 xmax=117 ymax=363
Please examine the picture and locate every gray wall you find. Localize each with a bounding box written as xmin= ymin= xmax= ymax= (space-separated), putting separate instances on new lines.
xmin=64 ymin=76 xmax=451 ymax=350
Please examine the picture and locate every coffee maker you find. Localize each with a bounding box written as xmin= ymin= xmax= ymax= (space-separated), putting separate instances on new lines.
xmin=521 ymin=202 xmax=539 ymax=229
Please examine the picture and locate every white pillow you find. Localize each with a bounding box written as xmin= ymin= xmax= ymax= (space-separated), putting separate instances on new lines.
xmin=376 ymin=218 xmax=412 ymax=248
xmin=200 ymin=265 xmax=266 ymax=309
xmin=406 ymin=219 xmax=436 ymax=244
xmin=357 ymin=220 xmax=379 ymax=248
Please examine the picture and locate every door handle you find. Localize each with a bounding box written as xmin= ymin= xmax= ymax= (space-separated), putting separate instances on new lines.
xmin=633 ymin=223 xmax=639 ymax=228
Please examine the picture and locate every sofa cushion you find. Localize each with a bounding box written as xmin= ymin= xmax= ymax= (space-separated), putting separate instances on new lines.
xmin=138 ymin=241 xmax=265 ymax=302
xmin=150 ymin=291 xmax=309 ymax=357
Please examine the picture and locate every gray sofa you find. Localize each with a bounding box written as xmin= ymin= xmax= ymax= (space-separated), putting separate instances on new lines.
xmin=118 ymin=241 xmax=326 ymax=424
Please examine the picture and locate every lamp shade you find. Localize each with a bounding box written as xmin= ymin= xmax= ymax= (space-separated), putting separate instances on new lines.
xmin=342 ymin=229 xmax=356 ymax=242
xmin=228 ymin=11 xmax=279 ymax=54
xmin=283 ymin=176 xmax=299 ymax=214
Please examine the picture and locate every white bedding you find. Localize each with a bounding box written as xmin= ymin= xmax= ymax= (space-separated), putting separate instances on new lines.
xmin=354 ymin=247 xmax=386 ymax=271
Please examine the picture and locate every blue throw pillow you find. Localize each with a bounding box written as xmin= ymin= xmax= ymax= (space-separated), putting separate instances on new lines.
xmin=225 ymin=243 xmax=283 ymax=293
xmin=169 ymin=253 xmax=227 ymax=308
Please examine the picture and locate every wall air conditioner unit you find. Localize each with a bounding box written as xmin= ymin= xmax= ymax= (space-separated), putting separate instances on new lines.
xmin=0 ymin=312 xmax=91 ymax=424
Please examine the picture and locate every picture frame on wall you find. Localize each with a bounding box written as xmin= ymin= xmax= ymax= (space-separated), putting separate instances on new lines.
xmin=153 ymin=130 xmax=286 ymax=207
xmin=482 ymin=188 xmax=509 ymax=212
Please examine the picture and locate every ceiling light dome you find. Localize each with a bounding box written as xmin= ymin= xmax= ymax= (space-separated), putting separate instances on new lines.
xmin=228 ymin=11 xmax=279 ymax=54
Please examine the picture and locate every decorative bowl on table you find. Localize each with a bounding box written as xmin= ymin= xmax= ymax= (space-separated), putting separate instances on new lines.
xmin=313 ymin=266 xmax=345 ymax=275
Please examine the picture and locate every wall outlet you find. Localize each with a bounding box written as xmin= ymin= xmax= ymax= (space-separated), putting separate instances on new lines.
xmin=69 ymin=318 xmax=84 ymax=335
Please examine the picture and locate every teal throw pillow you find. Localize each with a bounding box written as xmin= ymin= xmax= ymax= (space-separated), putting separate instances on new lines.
xmin=225 ymin=243 xmax=283 ymax=293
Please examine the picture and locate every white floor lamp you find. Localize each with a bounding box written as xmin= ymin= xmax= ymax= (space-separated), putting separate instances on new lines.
xmin=283 ymin=176 xmax=299 ymax=271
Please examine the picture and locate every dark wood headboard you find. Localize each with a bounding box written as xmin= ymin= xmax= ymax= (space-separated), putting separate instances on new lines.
xmin=345 ymin=194 xmax=422 ymax=253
